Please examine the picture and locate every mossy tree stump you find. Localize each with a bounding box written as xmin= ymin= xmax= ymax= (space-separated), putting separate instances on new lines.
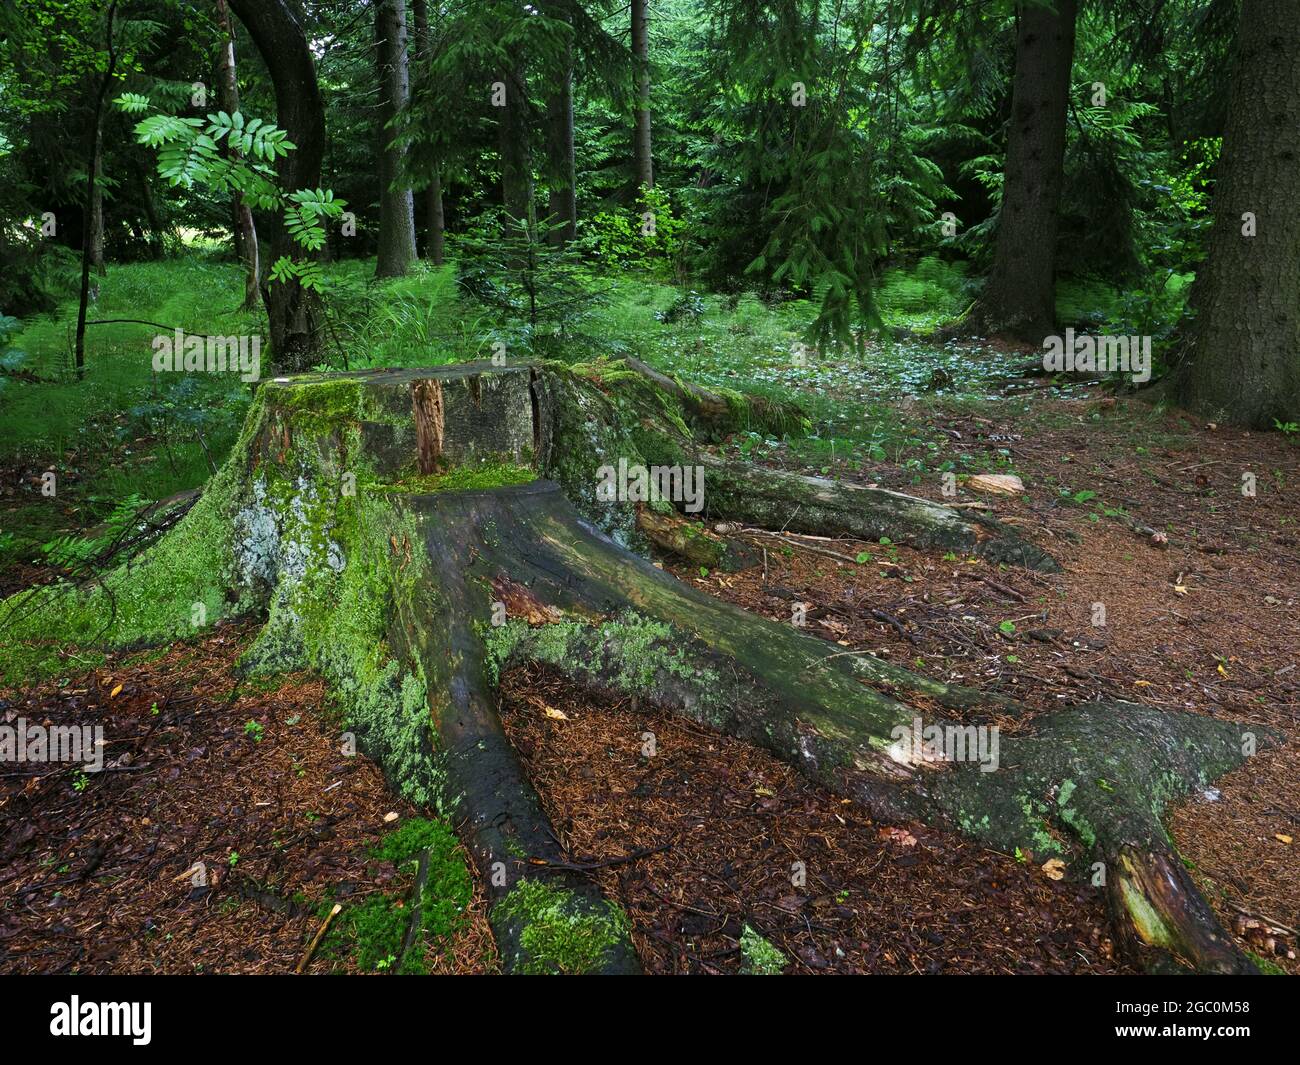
xmin=2 ymin=360 xmax=1274 ymax=974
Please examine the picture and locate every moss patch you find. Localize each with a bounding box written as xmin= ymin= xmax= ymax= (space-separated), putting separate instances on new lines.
xmin=493 ymin=878 xmax=631 ymax=975
xmin=372 ymin=462 xmax=537 ymax=494
xmin=320 ymin=816 xmax=472 ymax=974
xmin=739 ymin=924 xmax=787 ymax=974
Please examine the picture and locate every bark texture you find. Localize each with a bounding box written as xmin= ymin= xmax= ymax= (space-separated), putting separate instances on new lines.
xmin=374 ymin=0 xmax=418 ymax=278
xmin=962 ymin=0 xmax=1077 ymax=343
xmin=1172 ymin=0 xmax=1300 ymax=428
xmin=546 ymin=51 xmax=577 ymax=244
xmin=410 ymin=0 xmax=445 ymax=265
xmin=5 ymin=360 xmax=1272 ymax=975
xmin=227 ymin=0 xmax=327 ymax=372
xmin=89 ymin=145 xmax=105 ymax=278
xmin=498 ymin=62 xmax=534 ymax=229
xmin=631 ymin=0 xmax=653 ymax=191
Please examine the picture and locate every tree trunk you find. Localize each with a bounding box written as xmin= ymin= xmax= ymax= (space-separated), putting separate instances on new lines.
xmin=1172 ymin=0 xmax=1300 ymax=428
xmin=374 ymin=0 xmax=418 ymax=279
xmin=545 ymin=48 xmax=577 ymax=245
xmin=410 ymin=0 xmax=444 ymax=265
xmin=137 ymin=163 xmax=165 ymax=260
xmin=227 ymin=0 xmax=326 ymax=373
xmin=73 ymin=0 xmax=118 ymax=375
xmin=961 ymin=0 xmax=1077 ymax=343
xmin=89 ymin=142 xmax=106 ymax=278
xmin=427 ymin=170 xmax=445 ymax=265
xmin=8 ymin=356 xmax=1270 ymax=975
xmin=499 ymin=63 xmax=534 ymax=230
xmin=631 ymin=0 xmax=653 ymax=192
xmin=215 ymin=0 xmax=260 ymax=310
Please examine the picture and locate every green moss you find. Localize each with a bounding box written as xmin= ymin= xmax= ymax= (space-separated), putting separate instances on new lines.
xmin=739 ymin=924 xmax=787 ymax=974
xmin=325 ymin=892 xmax=412 ymax=973
xmin=1246 ymin=953 xmax=1287 ymax=975
xmin=494 ymin=878 xmax=631 ymax=975
xmin=321 ymin=817 xmax=472 ymax=974
xmin=372 ymin=462 xmax=537 ymax=494
xmin=1059 ymin=803 xmax=1097 ymax=849
xmin=483 ymin=611 xmax=725 ymax=722
xmin=242 ymin=486 xmax=439 ymax=805
xmin=269 ymin=376 xmax=365 ymax=429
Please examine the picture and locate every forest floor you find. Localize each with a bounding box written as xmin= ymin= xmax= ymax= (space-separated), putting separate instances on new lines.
xmin=0 ymin=621 xmax=498 ymax=974
xmin=1 ymin=259 xmax=1296 ymax=974
xmin=3 ymin=378 xmax=1295 ymax=974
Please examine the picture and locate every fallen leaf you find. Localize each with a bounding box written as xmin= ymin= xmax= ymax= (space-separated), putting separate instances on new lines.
xmin=879 ymin=827 xmax=917 ymax=847
xmin=543 ymin=705 xmax=569 ymax=721
xmin=1041 ymin=858 xmax=1066 ymax=881
xmin=1276 ymin=834 xmax=1293 ymax=845
xmin=1173 ymin=584 xmax=1188 ymax=596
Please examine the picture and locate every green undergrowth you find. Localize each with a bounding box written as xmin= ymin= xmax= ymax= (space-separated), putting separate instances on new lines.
xmin=1 ymin=256 xmax=256 ymax=569
xmin=2 ymin=253 xmax=1123 ymax=598
xmin=318 ymin=816 xmax=472 ymax=974
xmin=0 ymin=399 xmax=265 ymax=686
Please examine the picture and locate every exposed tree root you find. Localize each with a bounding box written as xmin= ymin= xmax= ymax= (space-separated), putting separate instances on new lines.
xmin=2 ymin=360 xmax=1273 ymax=974
xmin=634 ymin=506 xmax=757 ymax=571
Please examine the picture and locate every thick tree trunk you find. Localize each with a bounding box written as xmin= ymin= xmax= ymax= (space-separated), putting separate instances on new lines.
xmin=227 ymin=0 xmax=326 ymax=372
xmin=1171 ymin=0 xmax=1300 ymax=428
xmin=215 ymin=0 xmax=260 ymax=310
xmin=631 ymin=0 xmax=653 ymax=192
xmin=961 ymin=0 xmax=1077 ymax=343
xmin=499 ymin=64 xmax=534 ymax=230
xmin=410 ymin=0 xmax=445 ymax=265
xmin=374 ymin=0 xmax=418 ymax=279
xmin=7 ymin=360 xmax=1271 ymax=974
xmin=545 ymin=50 xmax=577 ymax=245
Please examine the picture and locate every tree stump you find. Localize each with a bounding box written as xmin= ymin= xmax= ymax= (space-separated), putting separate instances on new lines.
xmin=3 ymin=360 xmax=1274 ymax=974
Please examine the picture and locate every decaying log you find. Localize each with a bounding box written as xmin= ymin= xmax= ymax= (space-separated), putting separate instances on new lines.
xmin=2 ymin=359 xmax=1274 ymax=974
